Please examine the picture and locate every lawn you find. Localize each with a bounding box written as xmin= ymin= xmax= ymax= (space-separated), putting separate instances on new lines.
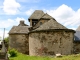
xmin=9 ymin=53 xmax=50 ymax=60
xmin=9 ymin=53 xmax=80 ymax=60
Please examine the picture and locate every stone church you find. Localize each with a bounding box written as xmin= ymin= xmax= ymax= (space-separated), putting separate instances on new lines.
xmin=9 ymin=10 xmax=78 ymax=56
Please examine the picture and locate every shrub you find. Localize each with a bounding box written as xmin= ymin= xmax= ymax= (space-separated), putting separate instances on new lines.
xmin=9 ymin=49 xmax=17 ymax=57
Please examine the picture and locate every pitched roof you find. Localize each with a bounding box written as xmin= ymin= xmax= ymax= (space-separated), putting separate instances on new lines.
xmin=74 ymin=31 xmax=80 ymax=42
xmin=76 ymin=26 xmax=80 ymax=31
xmin=34 ymin=19 xmax=67 ymax=31
xmin=28 ymin=10 xmax=44 ymax=20
xmin=74 ymin=26 xmax=80 ymax=42
xmin=9 ymin=20 xmax=30 ymax=34
xmin=41 ymin=13 xmax=54 ymax=19
xmin=9 ymin=26 xmax=30 ymax=34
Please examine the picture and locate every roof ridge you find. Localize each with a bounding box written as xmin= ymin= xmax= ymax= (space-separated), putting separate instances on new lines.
xmin=34 ymin=19 xmax=67 ymax=31
xmin=9 ymin=25 xmax=30 ymax=34
xmin=28 ymin=10 xmax=45 ymax=20
xmin=41 ymin=13 xmax=50 ymax=18
xmin=40 ymin=13 xmax=46 ymax=19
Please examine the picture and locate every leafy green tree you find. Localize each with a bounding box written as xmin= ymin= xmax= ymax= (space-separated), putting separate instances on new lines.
xmin=4 ymin=37 xmax=9 ymax=50
xmin=4 ymin=37 xmax=9 ymax=44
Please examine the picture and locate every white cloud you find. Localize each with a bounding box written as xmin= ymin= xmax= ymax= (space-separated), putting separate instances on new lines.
xmin=15 ymin=17 xmax=29 ymax=25
xmin=0 ymin=17 xmax=29 ymax=28
xmin=0 ymin=29 xmax=8 ymax=39
xmin=25 ymin=9 xmax=34 ymax=16
xmin=3 ymin=0 xmax=21 ymax=15
xmin=0 ymin=17 xmax=29 ymax=38
xmin=17 ymin=0 xmax=40 ymax=3
xmin=44 ymin=4 xmax=80 ymax=30
xmin=0 ymin=6 xmax=3 ymax=8
xmin=0 ymin=19 xmax=16 ymax=38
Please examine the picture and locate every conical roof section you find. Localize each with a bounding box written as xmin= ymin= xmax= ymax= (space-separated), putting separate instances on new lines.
xmin=76 ymin=26 xmax=80 ymax=31
xmin=28 ymin=10 xmax=44 ymax=20
xmin=9 ymin=26 xmax=30 ymax=34
xmin=41 ymin=13 xmax=54 ymax=19
xmin=34 ymin=19 xmax=67 ymax=31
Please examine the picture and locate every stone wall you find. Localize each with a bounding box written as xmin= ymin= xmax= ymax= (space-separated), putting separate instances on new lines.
xmin=74 ymin=42 xmax=80 ymax=54
xmin=29 ymin=19 xmax=32 ymax=26
xmin=29 ymin=31 xmax=74 ymax=56
xmin=9 ymin=34 xmax=29 ymax=54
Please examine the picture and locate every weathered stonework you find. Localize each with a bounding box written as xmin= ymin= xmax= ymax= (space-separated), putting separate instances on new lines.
xmin=73 ymin=42 xmax=80 ymax=54
xmin=9 ymin=34 xmax=29 ymax=54
xmin=9 ymin=10 xmax=75 ymax=56
xmin=9 ymin=20 xmax=29 ymax=54
xmin=29 ymin=31 xmax=74 ymax=56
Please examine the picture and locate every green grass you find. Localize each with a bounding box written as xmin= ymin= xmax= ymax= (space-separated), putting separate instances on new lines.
xmin=9 ymin=53 xmax=50 ymax=60
xmin=9 ymin=53 xmax=80 ymax=60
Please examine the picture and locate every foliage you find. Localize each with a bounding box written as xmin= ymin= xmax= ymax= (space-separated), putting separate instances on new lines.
xmin=8 ymin=49 xmax=18 ymax=57
xmin=4 ymin=37 xmax=9 ymax=44
xmin=10 ymin=52 xmax=50 ymax=60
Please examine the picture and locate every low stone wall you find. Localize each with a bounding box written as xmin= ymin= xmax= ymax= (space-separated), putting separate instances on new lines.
xmin=29 ymin=31 xmax=74 ymax=56
xmin=0 ymin=52 xmax=8 ymax=60
xmin=73 ymin=42 xmax=80 ymax=54
xmin=0 ymin=52 xmax=6 ymax=59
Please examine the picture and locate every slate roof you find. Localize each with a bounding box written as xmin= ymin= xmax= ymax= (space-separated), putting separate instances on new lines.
xmin=76 ymin=26 xmax=80 ymax=31
xmin=9 ymin=26 xmax=30 ymax=34
xmin=75 ymin=31 xmax=80 ymax=42
xmin=28 ymin=10 xmax=55 ymax=22
xmin=9 ymin=21 xmax=30 ymax=34
xmin=28 ymin=10 xmax=44 ymax=20
xmin=34 ymin=19 xmax=67 ymax=31
xmin=74 ymin=26 xmax=80 ymax=42
xmin=40 ymin=13 xmax=54 ymax=19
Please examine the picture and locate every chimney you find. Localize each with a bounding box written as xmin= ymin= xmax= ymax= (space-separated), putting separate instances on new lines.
xmin=18 ymin=20 xmax=27 ymax=26
xmin=20 ymin=20 xmax=24 ymax=25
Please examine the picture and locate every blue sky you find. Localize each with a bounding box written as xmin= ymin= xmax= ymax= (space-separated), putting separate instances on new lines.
xmin=0 ymin=0 xmax=80 ymax=38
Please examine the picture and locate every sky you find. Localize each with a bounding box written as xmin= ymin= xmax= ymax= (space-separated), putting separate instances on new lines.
xmin=0 ymin=0 xmax=80 ymax=39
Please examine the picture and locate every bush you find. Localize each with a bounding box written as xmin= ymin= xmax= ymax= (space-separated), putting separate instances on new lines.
xmin=9 ymin=49 xmax=17 ymax=57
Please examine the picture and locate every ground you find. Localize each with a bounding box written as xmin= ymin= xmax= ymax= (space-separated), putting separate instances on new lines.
xmin=9 ymin=52 xmax=80 ymax=60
